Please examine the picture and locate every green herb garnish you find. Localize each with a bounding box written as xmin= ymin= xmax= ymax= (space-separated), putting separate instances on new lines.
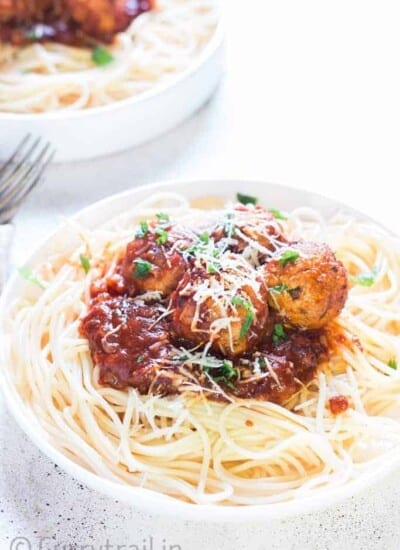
xmin=137 ymin=355 xmax=144 ymax=364
xmin=18 ymin=266 xmax=45 ymax=289
xmin=388 ymin=358 xmax=398 ymax=370
xmin=133 ymin=259 xmax=153 ymax=279
xmin=231 ymin=296 xmax=248 ymax=308
xmin=155 ymin=228 xmax=169 ymax=245
xmin=279 ymin=249 xmax=300 ymax=267
xmin=79 ymin=254 xmax=91 ymax=274
xmin=136 ymin=221 xmax=149 ymax=238
xmin=236 ymin=193 xmax=258 ymax=206
xmin=272 ymin=323 xmax=287 ymax=344
xmin=351 ymin=267 xmax=378 ymax=287
xmin=156 ymin=212 xmax=170 ymax=223
xmin=199 ymin=231 xmax=210 ymax=244
xmin=231 ymin=296 xmax=254 ymax=339
xmin=269 ymin=208 xmax=287 ymax=220
xmin=92 ymin=47 xmax=114 ymax=66
xmin=270 ymin=284 xmax=289 ymax=294
xmin=204 ymin=359 xmax=239 ymax=390
xmin=207 ymin=263 xmax=219 ymax=274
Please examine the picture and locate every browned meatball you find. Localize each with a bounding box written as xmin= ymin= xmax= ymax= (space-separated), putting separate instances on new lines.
xmin=170 ymin=255 xmax=269 ymax=357
xmin=211 ymin=204 xmax=287 ymax=265
xmin=0 ymin=0 xmax=153 ymax=45
xmin=264 ymin=241 xmax=348 ymax=329
xmin=0 ymin=0 xmax=53 ymax=21
xmin=65 ymin=0 xmax=116 ymax=38
xmin=65 ymin=0 xmax=153 ymax=39
xmin=122 ymin=222 xmax=194 ymax=298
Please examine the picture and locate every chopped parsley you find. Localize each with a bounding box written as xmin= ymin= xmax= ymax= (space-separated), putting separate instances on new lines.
xmin=231 ymin=296 xmax=249 ymax=308
xmin=272 ymin=323 xmax=287 ymax=344
xmin=136 ymin=221 xmax=149 ymax=238
xmin=79 ymin=254 xmax=91 ymax=274
xmin=236 ymin=193 xmax=258 ymax=205
xmin=155 ymin=227 xmax=169 ymax=245
xmin=133 ymin=259 xmax=153 ymax=279
xmin=351 ymin=267 xmax=378 ymax=287
xmin=156 ymin=212 xmax=170 ymax=223
xmin=199 ymin=231 xmax=210 ymax=244
xmin=18 ymin=266 xmax=45 ymax=289
xmin=137 ymin=355 xmax=144 ymax=364
xmin=269 ymin=208 xmax=287 ymax=220
xmin=270 ymin=283 xmax=289 ymax=294
xmin=279 ymin=249 xmax=300 ymax=267
xmin=184 ymin=233 xmax=220 ymax=264
xmin=388 ymin=358 xmax=398 ymax=370
xmin=207 ymin=263 xmax=219 ymax=274
xmin=204 ymin=359 xmax=239 ymax=390
xmin=231 ymin=296 xmax=254 ymax=339
xmin=184 ymin=244 xmax=199 ymax=257
xmin=92 ymin=47 xmax=114 ymax=66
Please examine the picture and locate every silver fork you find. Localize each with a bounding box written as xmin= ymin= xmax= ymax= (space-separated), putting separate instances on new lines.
xmin=0 ymin=135 xmax=54 ymax=223
xmin=0 ymin=135 xmax=55 ymax=285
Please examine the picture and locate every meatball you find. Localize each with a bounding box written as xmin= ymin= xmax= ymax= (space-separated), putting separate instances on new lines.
xmin=0 ymin=0 xmax=152 ymax=45
xmin=0 ymin=0 xmax=53 ymax=22
xmin=211 ymin=204 xmax=287 ymax=265
xmin=170 ymin=255 xmax=269 ymax=357
xmin=122 ymin=222 xmax=194 ymax=298
xmin=264 ymin=241 xmax=348 ymax=329
xmin=64 ymin=0 xmax=115 ymax=37
xmin=64 ymin=0 xmax=152 ymax=40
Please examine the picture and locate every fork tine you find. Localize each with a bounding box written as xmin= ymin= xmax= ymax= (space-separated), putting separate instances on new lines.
xmin=0 ymin=141 xmax=54 ymax=211
xmin=8 ymin=146 xmax=55 ymax=208
xmin=1 ymin=150 xmax=54 ymax=220
xmin=0 ymin=134 xmax=32 ymax=181
xmin=0 ymin=136 xmax=42 ymax=196
xmin=0 ymin=147 xmax=55 ymax=224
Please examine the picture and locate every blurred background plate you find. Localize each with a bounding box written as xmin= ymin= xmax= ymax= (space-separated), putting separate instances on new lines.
xmin=0 ymin=24 xmax=224 ymax=163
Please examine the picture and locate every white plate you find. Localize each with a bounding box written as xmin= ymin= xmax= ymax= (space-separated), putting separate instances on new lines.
xmin=1 ymin=179 xmax=399 ymax=522
xmin=0 ymin=25 xmax=224 ymax=163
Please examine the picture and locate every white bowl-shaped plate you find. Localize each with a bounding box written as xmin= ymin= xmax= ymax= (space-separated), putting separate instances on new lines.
xmin=0 ymin=25 xmax=224 ymax=163
xmin=1 ymin=179 xmax=399 ymax=522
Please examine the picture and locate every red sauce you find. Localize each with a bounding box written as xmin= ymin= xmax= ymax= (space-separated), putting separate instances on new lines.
xmin=0 ymin=0 xmax=153 ymax=46
xmin=80 ymin=288 xmax=329 ymax=403
xmin=329 ymin=395 xmax=349 ymax=415
xmin=80 ymin=294 xmax=183 ymax=394
xmin=78 ymin=210 xmax=346 ymax=404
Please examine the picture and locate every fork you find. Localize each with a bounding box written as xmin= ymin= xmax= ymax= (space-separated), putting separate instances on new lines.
xmin=0 ymin=135 xmax=55 ymax=286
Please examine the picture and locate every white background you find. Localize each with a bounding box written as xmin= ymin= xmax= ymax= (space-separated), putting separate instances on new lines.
xmin=2 ymin=1 xmax=400 ymax=548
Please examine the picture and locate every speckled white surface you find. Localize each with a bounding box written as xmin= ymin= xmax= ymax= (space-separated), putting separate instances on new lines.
xmin=2 ymin=1 xmax=400 ymax=548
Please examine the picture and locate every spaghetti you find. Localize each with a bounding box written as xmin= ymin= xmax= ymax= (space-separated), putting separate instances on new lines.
xmin=4 ymin=192 xmax=400 ymax=505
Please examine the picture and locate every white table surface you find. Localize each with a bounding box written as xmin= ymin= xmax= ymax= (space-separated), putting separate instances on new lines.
xmin=2 ymin=2 xmax=400 ymax=549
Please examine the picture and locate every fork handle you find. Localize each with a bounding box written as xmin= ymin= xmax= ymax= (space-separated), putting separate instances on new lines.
xmin=0 ymin=224 xmax=14 ymax=290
